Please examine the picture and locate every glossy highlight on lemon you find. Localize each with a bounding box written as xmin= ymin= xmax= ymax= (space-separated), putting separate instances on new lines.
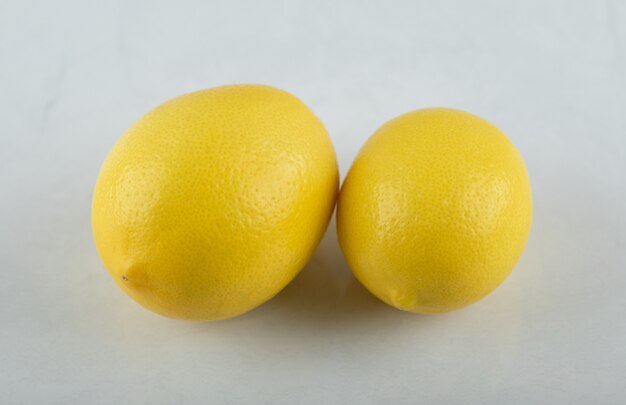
xmin=337 ymin=108 xmax=532 ymax=314
xmin=92 ymin=85 xmax=338 ymax=320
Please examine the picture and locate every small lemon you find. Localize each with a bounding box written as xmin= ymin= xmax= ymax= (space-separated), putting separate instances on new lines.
xmin=92 ymin=85 xmax=338 ymax=320
xmin=337 ymin=108 xmax=532 ymax=313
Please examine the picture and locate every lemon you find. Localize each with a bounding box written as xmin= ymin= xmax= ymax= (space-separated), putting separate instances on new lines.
xmin=337 ymin=108 xmax=532 ymax=314
xmin=92 ymin=85 xmax=338 ymax=320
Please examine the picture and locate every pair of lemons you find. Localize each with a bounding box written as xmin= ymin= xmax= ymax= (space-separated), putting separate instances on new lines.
xmin=92 ymin=85 xmax=532 ymax=321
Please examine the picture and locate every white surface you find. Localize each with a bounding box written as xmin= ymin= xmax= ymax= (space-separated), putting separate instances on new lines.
xmin=1 ymin=0 xmax=625 ymax=403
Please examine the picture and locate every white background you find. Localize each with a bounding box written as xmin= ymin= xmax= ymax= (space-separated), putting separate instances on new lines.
xmin=1 ymin=0 xmax=625 ymax=403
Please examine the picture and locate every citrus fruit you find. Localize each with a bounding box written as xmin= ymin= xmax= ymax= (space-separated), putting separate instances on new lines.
xmin=92 ymin=84 xmax=338 ymax=320
xmin=337 ymin=108 xmax=532 ymax=313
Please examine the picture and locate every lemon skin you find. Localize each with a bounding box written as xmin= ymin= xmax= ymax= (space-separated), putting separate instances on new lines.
xmin=337 ymin=108 xmax=532 ymax=314
xmin=92 ymin=85 xmax=338 ymax=320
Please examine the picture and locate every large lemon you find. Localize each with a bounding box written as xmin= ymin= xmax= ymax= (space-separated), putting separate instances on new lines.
xmin=92 ymin=85 xmax=338 ymax=320
xmin=337 ymin=108 xmax=532 ymax=314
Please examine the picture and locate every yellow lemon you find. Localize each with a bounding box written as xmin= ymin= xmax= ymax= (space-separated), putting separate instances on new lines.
xmin=92 ymin=85 xmax=338 ymax=320
xmin=337 ymin=108 xmax=532 ymax=314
